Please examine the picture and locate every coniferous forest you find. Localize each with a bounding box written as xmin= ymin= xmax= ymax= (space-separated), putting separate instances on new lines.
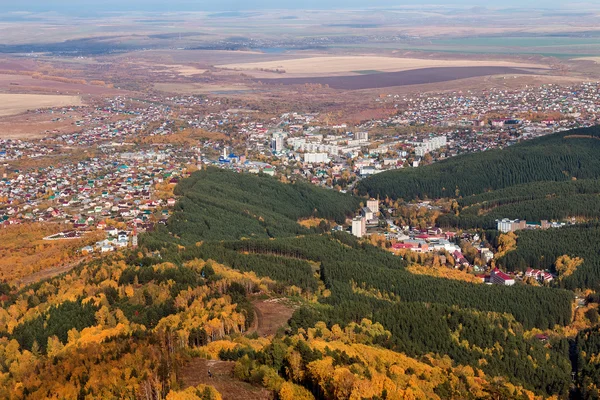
xmin=166 ymin=168 xmax=360 ymax=242
xmin=357 ymin=126 xmax=600 ymax=201
xmin=136 ymin=168 xmax=583 ymax=398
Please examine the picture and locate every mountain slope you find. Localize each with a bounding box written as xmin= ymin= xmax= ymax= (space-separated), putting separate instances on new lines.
xmin=358 ymin=126 xmax=600 ymax=201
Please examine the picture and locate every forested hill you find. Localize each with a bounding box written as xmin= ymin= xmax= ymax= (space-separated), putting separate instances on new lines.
xmin=160 ymin=168 xmax=360 ymax=243
xmin=138 ymin=169 xmax=577 ymax=397
xmin=357 ymin=125 xmax=600 ymax=201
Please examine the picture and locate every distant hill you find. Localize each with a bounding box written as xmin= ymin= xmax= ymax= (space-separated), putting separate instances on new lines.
xmin=357 ymin=125 xmax=600 ymax=201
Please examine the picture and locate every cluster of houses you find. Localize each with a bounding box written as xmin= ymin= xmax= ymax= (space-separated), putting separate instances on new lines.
xmin=374 ymin=82 xmax=600 ymax=134
xmin=390 ymin=229 xmax=460 ymax=254
xmin=0 ymin=147 xmax=188 ymax=229
xmin=83 ymin=228 xmax=138 ymax=254
xmin=525 ymin=268 xmax=554 ymax=283
xmin=475 ymin=267 xmax=556 ymax=286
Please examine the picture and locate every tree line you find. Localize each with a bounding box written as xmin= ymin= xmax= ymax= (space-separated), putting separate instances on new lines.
xmin=357 ymin=126 xmax=600 ymax=201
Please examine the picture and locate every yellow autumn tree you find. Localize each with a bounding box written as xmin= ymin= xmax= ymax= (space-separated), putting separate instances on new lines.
xmin=496 ymin=232 xmax=517 ymax=258
xmin=166 ymin=384 xmax=222 ymax=400
xmin=555 ymin=255 xmax=583 ymax=280
xmin=279 ymin=381 xmax=315 ymax=400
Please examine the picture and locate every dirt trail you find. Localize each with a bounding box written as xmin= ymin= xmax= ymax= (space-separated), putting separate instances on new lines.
xmin=181 ymin=299 xmax=294 ymax=398
xmin=13 ymin=258 xmax=89 ymax=287
xmin=180 ymin=359 xmax=273 ymax=400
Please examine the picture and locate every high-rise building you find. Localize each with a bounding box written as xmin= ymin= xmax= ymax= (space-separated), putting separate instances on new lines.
xmin=271 ymin=132 xmax=286 ymax=153
xmin=356 ymin=131 xmax=369 ymax=141
xmin=352 ymin=216 xmax=366 ymax=238
xmin=131 ymin=227 xmax=138 ymax=248
xmin=367 ymin=198 xmax=379 ymax=216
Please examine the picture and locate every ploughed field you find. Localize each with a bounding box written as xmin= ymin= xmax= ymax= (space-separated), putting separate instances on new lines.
xmin=256 ymin=66 xmax=540 ymax=90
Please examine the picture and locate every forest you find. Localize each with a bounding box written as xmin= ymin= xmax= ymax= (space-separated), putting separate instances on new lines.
xmin=0 ymin=246 xmax=558 ymax=399
xmin=140 ymin=226 xmax=575 ymax=396
xmin=437 ymin=179 xmax=600 ymax=229
xmin=574 ymin=325 xmax=600 ymax=398
xmin=496 ymin=223 xmax=600 ymax=291
xmin=154 ymin=167 xmax=360 ymax=243
xmin=130 ymin=169 xmax=586 ymax=397
xmin=357 ymin=126 xmax=600 ymax=201
xmin=0 ymin=254 xmax=278 ymax=398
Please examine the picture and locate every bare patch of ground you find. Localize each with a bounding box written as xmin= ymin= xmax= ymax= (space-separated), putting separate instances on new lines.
xmin=0 ymin=93 xmax=83 ymax=117
xmin=180 ymin=359 xmax=274 ymax=400
xmin=0 ymin=111 xmax=83 ymax=139
xmin=574 ymin=57 xmax=600 ymax=63
xmin=0 ymin=110 xmax=127 ymax=140
xmin=13 ymin=258 xmax=90 ymax=287
xmin=252 ymin=298 xmax=296 ymax=337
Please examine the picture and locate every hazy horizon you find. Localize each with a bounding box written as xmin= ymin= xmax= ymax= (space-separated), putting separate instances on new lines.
xmin=1 ymin=0 xmax=589 ymax=13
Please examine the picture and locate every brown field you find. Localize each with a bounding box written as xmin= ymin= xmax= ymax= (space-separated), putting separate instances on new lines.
xmin=129 ymin=61 xmax=208 ymax=77
xmin=154 ymin=82 xmax=254 ymax=94
xmin=0 ymin=111 xmax=85 ymax=139
xmin=0 ymin=74 xmax=123 ymax=96
xmin=0 ymin=110 xmax=126 ymax=140
xmin=252 ymin=298 xmax=295 ymax=336
xmin=356 ymin=73 xmax=588 ymax=96
xmin=217 ymin=56 xmax=547 ymax=78
xmin=162 ymin=64 xmax=208 ymax=77
xmin=0 ymin=93 xmax=83 ymax=117
xmin=258 ymin=66 xmax=542 ymax=90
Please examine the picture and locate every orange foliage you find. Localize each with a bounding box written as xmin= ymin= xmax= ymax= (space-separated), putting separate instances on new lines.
xmin=407 ymin=265 xmax=483 ymax=284
xmin=0 ymin=223 xmax=102 ymax=282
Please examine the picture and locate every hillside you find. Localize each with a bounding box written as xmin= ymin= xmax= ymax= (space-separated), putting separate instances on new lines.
xmin=139 ymin=172 xmax=578 ymax=397
xmin=357 ymin=126 xmax=600 ymax=201
xmin=148 ymin=168 xmax=360 ymax=244
xmin=1 ymin=169 xmax=593 ymax=399
xmin=496 ymin=223 xmax=600 ymax=291
xmin=0 ymin=253 xmax=552 ymax=399
xmin=438 ymin=179 xmax=600 ymax=230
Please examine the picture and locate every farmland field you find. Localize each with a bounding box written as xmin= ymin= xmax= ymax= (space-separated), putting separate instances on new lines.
xmin=0 ymin=93 xmax=83 ymax=117
xmin=217 ymin=56 xmax=547 ymax=77
xmin=257 ymin=66 xmax=542 ymax=90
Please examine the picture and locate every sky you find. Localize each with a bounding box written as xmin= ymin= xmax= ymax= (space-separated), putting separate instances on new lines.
xmin=1 ymin=0 xmax=575 ymax=13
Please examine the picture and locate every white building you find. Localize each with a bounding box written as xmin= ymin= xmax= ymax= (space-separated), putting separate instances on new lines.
xmin=359 ymin=166 xmax=382 ymax=177
xmin=361 ymin=207 xmax=374 ymax=221
xmin=355 ymin=131 xmax=369 ymax=141
xmin=490 ymin=268 xmax=515 ymax=286
xmin=496 ymin=218 xmax=526 ymax=233
xmin=271 ymin=132 xmax=286 ymax=153
xmin=367 ymin=199 xmax=379 ymax=216
xmin=480 ymin=248 xmax=494 ymax=263
xmin=414 ymin=135 xmax=447 ymax=156
xmin=303 ymin=153 xmax=330 ymax=164
xmin=352 ymin=216 xmax=366 ymax=238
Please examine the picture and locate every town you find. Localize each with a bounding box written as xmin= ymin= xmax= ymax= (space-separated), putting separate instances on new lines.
xmin=3 ymin=81 xmax=600 ymax=282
